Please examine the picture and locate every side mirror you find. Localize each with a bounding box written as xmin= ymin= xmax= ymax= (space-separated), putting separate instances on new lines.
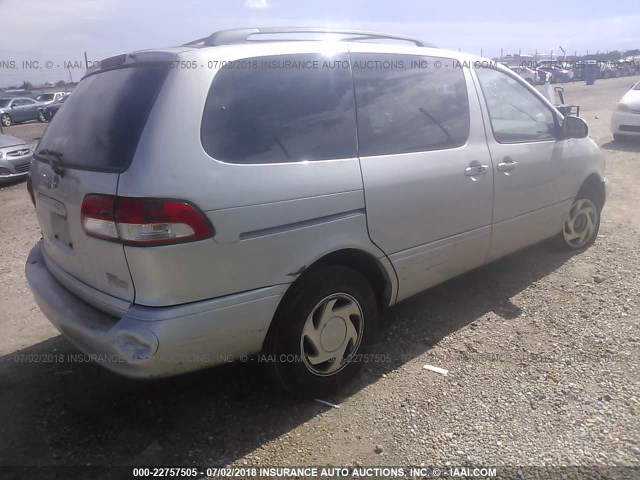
xmin=563 ymin=115 xmax=588 ymax=139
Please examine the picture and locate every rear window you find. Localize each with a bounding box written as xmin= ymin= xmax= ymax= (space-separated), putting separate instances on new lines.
xmin=36 ymin=65 xmax=169 ymax=172
xmin=200 ymin=53 xmax=357 ymax=164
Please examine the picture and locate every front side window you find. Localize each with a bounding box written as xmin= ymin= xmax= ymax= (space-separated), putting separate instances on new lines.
xmin=352 ymin=54 xmax=470 ymax=157
xmin=201 ymin=53 xmax=357 ymax=164
xmin=476 ymin=67 xmax=556 ymax=143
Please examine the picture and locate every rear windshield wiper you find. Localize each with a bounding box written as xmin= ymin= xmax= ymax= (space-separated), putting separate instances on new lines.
xmin=38 ymin=148 xmax=66 ymax=177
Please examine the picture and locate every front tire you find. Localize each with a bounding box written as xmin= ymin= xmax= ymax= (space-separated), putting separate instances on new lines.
xmin=1 ymin=113 xmax=11 ymax=127
xmin=265 ymin=266 xmax=378 ymax=397
xmin=552 ymin=187 xmax=601 ymax=251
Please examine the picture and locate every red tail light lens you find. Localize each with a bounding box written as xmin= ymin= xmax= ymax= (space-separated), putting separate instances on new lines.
xmin=81 ymin=195 xmax=117 ymax=240
xmin=81 ymin=195 xmax=213 ymax=246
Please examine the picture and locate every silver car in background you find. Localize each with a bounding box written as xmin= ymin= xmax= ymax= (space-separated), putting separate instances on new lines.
xmin=508 ymin=65 xmax=539 ymax=85
xmin=25 ymin=28 xmax=606 ymax=396
xmin=0 ymin=133 xmax=32 ymax=184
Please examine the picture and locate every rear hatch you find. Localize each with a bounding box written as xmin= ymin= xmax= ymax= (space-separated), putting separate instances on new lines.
xmin=31 ymin=60 xmax=170 ymax=305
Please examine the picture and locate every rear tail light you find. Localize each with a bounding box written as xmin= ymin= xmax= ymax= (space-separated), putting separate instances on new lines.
xmin=26 ymin=172 xmax=36 ymax=207
xmin=81 ymin=195 xmax=213 ymax=246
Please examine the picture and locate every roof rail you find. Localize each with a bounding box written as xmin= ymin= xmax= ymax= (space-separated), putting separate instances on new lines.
xmin=183 ymin=28 xmax=431 ymax=48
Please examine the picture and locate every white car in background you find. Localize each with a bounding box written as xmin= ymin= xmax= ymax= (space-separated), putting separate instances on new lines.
xmin=611 ymin=80 xmax=640 ymax=141
xmin=34 ymin=92 xmax=67 ymax=106
xmin=508 ymin=66 xmax=539 ymax=85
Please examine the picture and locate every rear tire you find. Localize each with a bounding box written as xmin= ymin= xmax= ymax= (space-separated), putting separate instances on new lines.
xmin=551 ymin=186 xmax=601 ymax=252
xmin=1 ymin=114 xmax=11 ymax=127
xmin=265 ymin=266 xmax=378 ymax=398
xmin=37 ymin=110 xmax=46 ymax=123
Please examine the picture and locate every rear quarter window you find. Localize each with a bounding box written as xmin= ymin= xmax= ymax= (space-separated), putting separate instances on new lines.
xmin=200 ymin=53 xmax=357 ymax=164
xmin=352 ymin=54 xmax=470 ymax=157
xmin=36 ymin=65 xmax=169 ymax=172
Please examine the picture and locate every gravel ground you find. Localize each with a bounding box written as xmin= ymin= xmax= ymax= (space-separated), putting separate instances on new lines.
xmin=0 ymin=76 xmax=638 ymax=479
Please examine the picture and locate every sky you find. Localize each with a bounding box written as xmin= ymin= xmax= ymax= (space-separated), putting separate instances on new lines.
xmin=0 ymin=0 xmax=639 ymax=87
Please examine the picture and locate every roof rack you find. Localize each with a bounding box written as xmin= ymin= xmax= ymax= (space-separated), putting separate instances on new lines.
xmin=183 ymin=28 xmax=431 ymax=48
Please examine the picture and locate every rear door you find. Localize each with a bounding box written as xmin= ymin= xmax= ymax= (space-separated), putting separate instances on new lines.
xmin=353 ymin=53 xmax=494 ymax=301
xmin=21 ymin=98 xmax=38 ymax=121
xmin=31 ymin=64 xmax=170 ymax=304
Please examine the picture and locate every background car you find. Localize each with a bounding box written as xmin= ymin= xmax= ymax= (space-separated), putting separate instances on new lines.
xmin=0 ymin=133 xmax=32 ymax=184
xmin=538 ymin=65 xmax=573 ymax=83
xmin=536 ymin=68 xmax=551 ymax=84
xmin=35 ymin=92 xmax=67 ymax=105
xmin=0 ymin=97 xmax=46 ymax=126
xmin=598 ymin=62 xmax=619 ymax=79
xmin=611 ymin=80 xmax=640 ymax=141
xmin=43 ymin=95 xmax=68 ymax=121
xmin=508 ymin=65 xmax=539 ymax=85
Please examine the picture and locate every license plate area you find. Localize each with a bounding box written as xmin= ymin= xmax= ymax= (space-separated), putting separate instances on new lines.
xmin=38 ymin=193 xmax=73 ymax=249
xmin=49 ymin=211 xmax=73 ymax=248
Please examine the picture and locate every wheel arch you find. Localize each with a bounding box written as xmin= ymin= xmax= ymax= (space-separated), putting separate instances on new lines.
xmin=578 ymin=173 xmax=605 ymax=211
xmin=262 ymin=247 xmax=394 ymax=354
xmin=298 ymin=248 xmax=395 ymax=309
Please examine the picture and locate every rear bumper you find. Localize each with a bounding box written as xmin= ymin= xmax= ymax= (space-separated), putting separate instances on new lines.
xmin=25 ymin=241 xmax=286 ymax=379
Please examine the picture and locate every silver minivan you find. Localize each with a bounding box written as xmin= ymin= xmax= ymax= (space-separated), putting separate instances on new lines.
xmin=25 ymin=28 xmax=606 ymax=396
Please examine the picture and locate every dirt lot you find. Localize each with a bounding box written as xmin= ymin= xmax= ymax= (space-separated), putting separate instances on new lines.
xmin=0 ymin=77 xmax=639 ymax=478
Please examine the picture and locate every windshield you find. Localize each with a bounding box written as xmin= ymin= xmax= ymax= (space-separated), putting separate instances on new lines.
xmin=0 ymin=99 xmax=10 ymax=108
xmin=36 ymin=94 xmax=54 ymax=101
xmin=634 ymin=82 xmax=640 ymax=91
xmin=36 ymin=64 xmax=169 ymax=172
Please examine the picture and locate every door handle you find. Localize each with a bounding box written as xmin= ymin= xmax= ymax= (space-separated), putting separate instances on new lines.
xmin=497 ymin=159 xmax=518 ymax=173
xmin=465 ymin=164 xmax=489 ymax=176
